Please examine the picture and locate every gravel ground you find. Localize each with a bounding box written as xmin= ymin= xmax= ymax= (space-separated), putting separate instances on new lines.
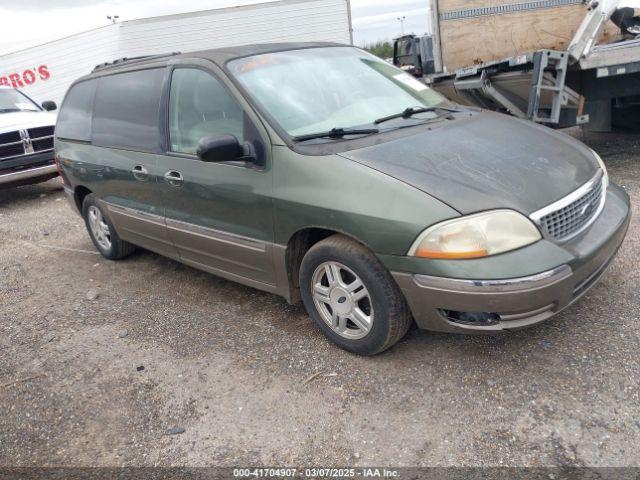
xmin=0 ymin=130 xmax=639 ymax=468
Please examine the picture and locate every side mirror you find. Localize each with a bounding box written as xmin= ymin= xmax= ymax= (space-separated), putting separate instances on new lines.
xmin=42 ymin=100 xmax=57 ymax=112
xmin=196 ymin=134 xmax=255 ymax=163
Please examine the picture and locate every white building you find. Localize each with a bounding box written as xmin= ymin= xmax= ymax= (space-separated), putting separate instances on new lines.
xmin=0 ymin=0 xmax=353 ymax=104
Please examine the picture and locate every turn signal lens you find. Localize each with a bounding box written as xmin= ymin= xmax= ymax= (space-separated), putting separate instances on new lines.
xmin=410 ymin=210 xmax=541 ymax=259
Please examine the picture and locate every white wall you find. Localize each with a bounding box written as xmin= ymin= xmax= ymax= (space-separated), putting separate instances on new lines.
xmin=0 ymin=0 xmax=352 ymax=105
xmin=119 ymin=0 xmax=352 ymax=57
xmin=0 ymin=27 xmax=118 ymax=105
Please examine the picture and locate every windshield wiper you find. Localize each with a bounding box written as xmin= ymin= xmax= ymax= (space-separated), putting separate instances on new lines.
xmin=0 ymin=108 xmax=22 ymax=113
xmin=292 ymin=127 xmax=379 ymax=142
xmin=374 ymin=106 xmax=460 ymax=125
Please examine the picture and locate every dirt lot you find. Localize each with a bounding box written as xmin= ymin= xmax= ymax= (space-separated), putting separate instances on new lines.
xmin=1 ymin=131 xmax=639 ymax=468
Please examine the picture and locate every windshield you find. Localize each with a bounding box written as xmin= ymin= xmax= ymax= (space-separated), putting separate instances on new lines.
xmin=228 ymin=47 xmax=451 ymax=138
xmin=0 ymin=89 xmax=40 ymax=113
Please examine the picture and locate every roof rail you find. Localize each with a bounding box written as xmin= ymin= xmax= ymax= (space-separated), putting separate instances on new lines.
xmin=92 ymin=52 xmax=181 ymax=72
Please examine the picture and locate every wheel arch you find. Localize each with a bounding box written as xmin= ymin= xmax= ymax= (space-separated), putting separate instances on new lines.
xmin=283 ymin=226 xmax=373 ymax=305
xmin=74 ymin=185 xmax=93 ymax=212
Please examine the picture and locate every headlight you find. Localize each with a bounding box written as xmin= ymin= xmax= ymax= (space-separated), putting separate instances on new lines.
xmin=409 ymin=210 xmax=542 ymax=259
xmin=591 ymin=148 xmax=609 ymax=189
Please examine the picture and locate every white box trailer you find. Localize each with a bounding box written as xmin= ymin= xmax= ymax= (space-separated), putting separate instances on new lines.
xmin=0 ymin=0 xmax=353 ymax=105
xmin=396 ymin=0 xmax=640 ymax=130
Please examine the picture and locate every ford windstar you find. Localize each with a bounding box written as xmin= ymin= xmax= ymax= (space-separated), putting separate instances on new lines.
xmin=55 ymin=44 xmax=631 ymax=355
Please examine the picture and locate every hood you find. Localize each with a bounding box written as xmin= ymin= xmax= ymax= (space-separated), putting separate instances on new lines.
xmin=338 ymin=112 xmax=599 ymax=215
xmin=0 ymin=111 xmax=57 ymax=134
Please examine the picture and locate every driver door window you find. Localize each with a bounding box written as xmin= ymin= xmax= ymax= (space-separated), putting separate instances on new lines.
xmin=169 ymin=68 xmax=244 ymax=155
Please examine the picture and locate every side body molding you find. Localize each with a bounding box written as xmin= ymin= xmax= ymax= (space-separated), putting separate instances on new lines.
xmin=103 ymin=202 xmax=179 ymax=260
xmin=102 ymin=201 xmax=293 ymax=301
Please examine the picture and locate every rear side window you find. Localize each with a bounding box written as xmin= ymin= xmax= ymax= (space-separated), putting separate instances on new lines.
xmin=56 ymin=80 xmax=98 ymax=142
xmin=92 ymin=68 xmax=164 ymax=152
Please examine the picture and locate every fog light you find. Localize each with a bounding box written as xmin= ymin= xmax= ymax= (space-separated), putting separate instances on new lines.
xmin=441 ymin=310 xmax=501 ymax=326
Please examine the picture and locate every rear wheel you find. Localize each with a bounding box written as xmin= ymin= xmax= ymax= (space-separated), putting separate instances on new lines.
xmin=299 ymin=234 xmax=412 ymax=355
xmin=82 ymin=194 xmax=135 ymax=260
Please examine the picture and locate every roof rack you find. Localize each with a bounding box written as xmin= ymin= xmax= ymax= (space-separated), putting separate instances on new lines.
xmin=92 ymin=52 xmax=181 ymax=72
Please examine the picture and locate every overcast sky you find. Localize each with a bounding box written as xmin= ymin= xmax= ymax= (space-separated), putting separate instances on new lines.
xmin=0 ymin=0 xmax=431 ymax=55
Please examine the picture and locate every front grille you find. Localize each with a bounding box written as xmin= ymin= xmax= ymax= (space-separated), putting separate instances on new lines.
xmin=33 ymin=137 xmax=54 ymax=152
xmin=534 ymin=173 xmax=605 ymax=242
xmin=28 ymin=126 xmax=55 ymax=139
xmin=0 ymin=131 xmax=21 ymax=144
xmin=0 ymin=125 xmax=55 ymax=161
xmin=0 ymin=142 xmax=25 ymax=159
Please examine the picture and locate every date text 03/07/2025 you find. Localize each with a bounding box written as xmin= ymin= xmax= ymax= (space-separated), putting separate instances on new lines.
xmin=233 ymin=468 xmax=400 ymax=478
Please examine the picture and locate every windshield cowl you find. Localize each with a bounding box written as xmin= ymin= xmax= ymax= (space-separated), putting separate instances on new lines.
xmin=0 ymin=108 xmax=33 ymax=114
xmin=292 ymin=127 xmax=380 ymax=142
xmin=374 ymin=106 xmax=460 ymax=125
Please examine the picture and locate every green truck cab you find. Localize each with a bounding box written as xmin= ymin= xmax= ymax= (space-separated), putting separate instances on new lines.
xmin=55 ymin=44 xmax=630 ymax=355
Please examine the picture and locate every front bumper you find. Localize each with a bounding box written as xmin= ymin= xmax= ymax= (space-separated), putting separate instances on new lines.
xmin=0 ymin=151 xmax=57 ymax=186
xmin=393 ymin=185 xmax=631 ymax=333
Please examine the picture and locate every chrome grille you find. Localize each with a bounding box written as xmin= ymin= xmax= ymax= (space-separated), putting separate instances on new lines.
xmin=0 ymin=125 xmax=55 ymax=161
xmin=33 ymin=137 xmax=54 ymax=152
xmin=0 ymin=142 xmax=25 ymax=159
xmin=0 ymin=131 xmax=21 ymax=145
xmin=28 ymin=126 xmax=55 ymax=139
xmin=532 ymin=171 xmax=606 ymax=242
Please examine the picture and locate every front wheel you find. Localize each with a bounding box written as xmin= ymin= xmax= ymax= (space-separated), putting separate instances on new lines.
xmin=299 ymin=235 xmax=412 ymax=355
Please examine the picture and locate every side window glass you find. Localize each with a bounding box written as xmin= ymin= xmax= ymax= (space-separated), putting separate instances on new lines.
xmin=56 ymin=80 xmax=98 ymax=142
xmin=92 ymin=68 xmax=164 ymax=152
xmin=169 ymin=69 xmax=244 ymax=155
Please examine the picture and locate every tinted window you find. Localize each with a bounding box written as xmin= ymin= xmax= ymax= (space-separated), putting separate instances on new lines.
xmin=169 ymin=68 xmax=244 ymax=155
xmin=92 ymin=68 xmax=164 ymax=152
xmin=56 ymin=80 xmax=97 ymax=142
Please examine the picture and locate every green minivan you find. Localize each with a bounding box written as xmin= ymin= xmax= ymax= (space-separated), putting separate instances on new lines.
xmin=56 ymin=43 xmax=631 ymax=355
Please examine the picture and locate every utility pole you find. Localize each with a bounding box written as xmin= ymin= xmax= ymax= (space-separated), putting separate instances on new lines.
xmin=397 ymin=16 xmax=406 ymax=36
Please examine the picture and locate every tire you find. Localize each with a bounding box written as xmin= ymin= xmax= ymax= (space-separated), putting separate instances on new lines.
xmin=82 ymin=194 xmax=135 ymax=260
xmin=299 ymin=234 xmax=412 ymax=355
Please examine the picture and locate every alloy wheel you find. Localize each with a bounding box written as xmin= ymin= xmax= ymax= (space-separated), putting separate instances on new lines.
xmin=87 ymin=205 xmax=112 ymax=251
xmin=311 ymin=261 xmax=374 ymax=340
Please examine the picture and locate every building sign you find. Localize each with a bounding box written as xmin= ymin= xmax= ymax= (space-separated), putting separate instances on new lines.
xmin=0 ymin=65 xmax=50 ymax=88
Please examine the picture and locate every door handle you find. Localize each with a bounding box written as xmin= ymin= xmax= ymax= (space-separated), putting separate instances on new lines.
xmin=131 ymin=164 xmax=148 ymax=181
xmin=164 ymin=170 xmax=184 ymax=187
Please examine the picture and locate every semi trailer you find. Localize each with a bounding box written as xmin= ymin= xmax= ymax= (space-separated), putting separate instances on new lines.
xmin=395 ymin=0 xmax=640 ymax=131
